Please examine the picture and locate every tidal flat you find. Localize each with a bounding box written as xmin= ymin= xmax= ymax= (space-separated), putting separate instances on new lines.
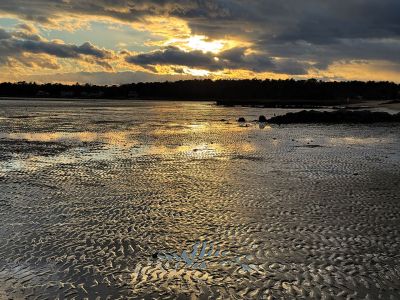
xmin=0 ymin=100 xmax=399 ymax=299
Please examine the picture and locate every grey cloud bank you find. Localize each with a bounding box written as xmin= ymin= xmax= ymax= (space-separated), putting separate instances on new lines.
xmin=0 ymin=0 xmax=399 ymax=79
xmin=0 ymin=27 xmax=113 ymax=68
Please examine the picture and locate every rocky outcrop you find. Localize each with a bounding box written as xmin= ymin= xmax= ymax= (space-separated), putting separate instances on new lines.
xmin=268 ymin=110 xmax=400 ymax=124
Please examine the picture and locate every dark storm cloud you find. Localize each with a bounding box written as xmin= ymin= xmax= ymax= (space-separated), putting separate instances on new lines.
xmin=263 ymin=38 xmax=400 ymax=70
xmin=126 ymin=46 xmax=309 ymax=74
xmin=127 ymin=46 xmax=216 ymax=69
xmin=2 ymin=1 xmax=399 ymax=40
xmin=0 ymin=0 xmax=193 ymax=25
xmin=0 ymin=28 xmax=11 ymax=40
xmin=0 ymin=28 xmax=113 ymax=68
xmin=0 ymin=0 xmax=399 ymax=74
xmin=5 ymin=40 xmax=110 ymax=59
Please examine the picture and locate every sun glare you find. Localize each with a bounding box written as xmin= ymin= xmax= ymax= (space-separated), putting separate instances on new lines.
xmin=163 ymin=35 xmax=227 ymax=54
xmin=186 ymin=35 xmax=225 ymax=53
xmin=184 ymin=67 xmax=211 ymax=76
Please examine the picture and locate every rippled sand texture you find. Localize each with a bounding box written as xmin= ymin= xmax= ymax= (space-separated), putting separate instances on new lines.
xmin=0 ymin=100 xmax=400 ymax=299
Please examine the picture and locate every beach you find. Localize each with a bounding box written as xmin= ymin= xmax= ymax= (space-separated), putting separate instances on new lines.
xmin=0 ymin=100 xmax=399 ymax=299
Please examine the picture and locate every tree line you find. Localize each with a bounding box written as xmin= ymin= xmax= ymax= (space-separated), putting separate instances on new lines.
xmin=0 ymin=79 xmax=399 ymax=103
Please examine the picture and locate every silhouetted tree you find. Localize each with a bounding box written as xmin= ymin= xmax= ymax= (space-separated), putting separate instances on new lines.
xmin=0 ymin=79 xmax=399 ymax=104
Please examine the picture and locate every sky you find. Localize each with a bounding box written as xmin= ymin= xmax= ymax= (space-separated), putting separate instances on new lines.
xmin=0 ymin=0 xmax=399 ymax=84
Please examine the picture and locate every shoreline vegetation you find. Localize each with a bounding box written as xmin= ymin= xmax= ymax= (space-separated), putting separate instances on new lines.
xmin=0 ymin=79 xmax=399 ymax=107
xmin=265 ymin=110 xmax=400 ymax=124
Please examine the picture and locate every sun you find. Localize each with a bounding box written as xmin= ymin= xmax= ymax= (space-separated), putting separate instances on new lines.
xmin=162 ymin=35 xmax=227 ymax=54
xmin=186 ymin=35 xmax=225 ymax=53
xmin=183 ymin=67 xmax=211 ymax=76
xmin=159 ymin=34 xmax=249 ymax=56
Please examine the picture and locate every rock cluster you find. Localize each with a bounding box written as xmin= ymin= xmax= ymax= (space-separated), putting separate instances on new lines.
xmin=267 ymin=110 xmax=400 ymax=124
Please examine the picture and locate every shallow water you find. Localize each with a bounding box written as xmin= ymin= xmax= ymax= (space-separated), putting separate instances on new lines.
xmin=0 ymin=100 xmax=399 ymax=299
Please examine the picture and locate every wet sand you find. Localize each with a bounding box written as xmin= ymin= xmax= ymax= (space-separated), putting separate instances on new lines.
xmin=347 ymin=100 xmax=400 ymax=114
xmin=0 ymin=100 xmax=400 ymax=299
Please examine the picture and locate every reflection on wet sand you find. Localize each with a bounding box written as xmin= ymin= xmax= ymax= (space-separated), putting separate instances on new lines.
xmin=6 ymin=131 xmax=139 ymax=147
xmin=1 ymin=121 xmax=261 ymax=174
xmin=0 ymin=100 xmax=400 ymax=299
xmin=330 ymin=136 xmax=389 ymax=145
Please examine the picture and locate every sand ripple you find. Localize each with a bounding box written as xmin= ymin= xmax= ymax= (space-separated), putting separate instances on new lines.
xmin=0 ymin=100 xmax=399 ymax=299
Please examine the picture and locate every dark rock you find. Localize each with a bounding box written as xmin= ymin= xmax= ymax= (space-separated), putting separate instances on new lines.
xmin=267 ymin=110 xmax=400 ymax=124
xmin=238 ymin=117 xmax=246 ymax=122
xmin=259 ymin=115 xmax=267 ymax=122
xmin=259 ymin=122 xmax=267 ymax=129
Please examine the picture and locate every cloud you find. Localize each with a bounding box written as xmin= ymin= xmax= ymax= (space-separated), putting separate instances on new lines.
xmin=1 ymin=1 xmax=399 ymax=41
xmin=7 ymin=40 xmax=111 ymax=59
xmin=126 ymin=46 xmax=309 ymax=75
xmin=16 ymin=23 xmax=38 ymax=33
xmin=0 ymin=27 xmax=114 ymax=70
xmin=126 ymin=46 xmax=217 ymax=70
xmin=0 ymin=28 xmax=11 ymax=40
xmin=0 ymin=0 xmax=400 ymax=81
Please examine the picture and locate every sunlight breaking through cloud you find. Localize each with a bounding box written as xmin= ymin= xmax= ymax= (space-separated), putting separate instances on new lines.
xmin=0 ymin=0 xmax=399 ymax=83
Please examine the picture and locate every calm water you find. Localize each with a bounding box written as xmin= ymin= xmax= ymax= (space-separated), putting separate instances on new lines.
xmin=0 ymin=100 xmax=399 ymax=299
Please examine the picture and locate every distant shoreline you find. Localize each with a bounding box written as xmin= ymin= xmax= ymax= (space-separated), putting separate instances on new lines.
xmin=1 ymin=79 xmax=399 ymax=106
xmin=0 ymin=97 xmax=216 ymax=102
xmin=266 ymin=109 xmax=400 ymax=124
xmin=1 ymin=97 xmax=399 ymax=112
